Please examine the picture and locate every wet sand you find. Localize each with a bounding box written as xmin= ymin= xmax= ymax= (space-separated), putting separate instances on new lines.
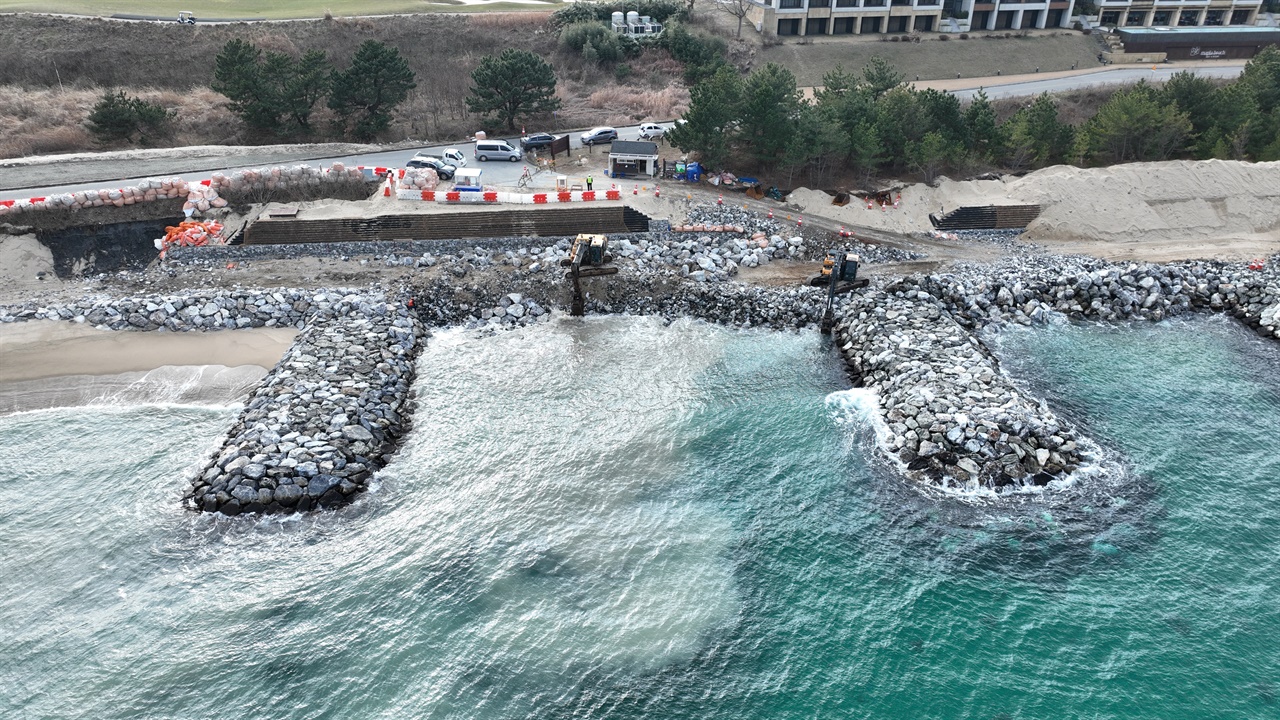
xmin=0 ymin=322 xmax=296 ymax=382
xmin=0 ymin=322 xmax=295 ymax=413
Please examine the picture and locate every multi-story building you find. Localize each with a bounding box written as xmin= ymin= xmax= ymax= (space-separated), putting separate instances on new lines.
xmin=1094 ymin=0 xmax=1262 ymax=28
xmin=746 ymin=0 xmax=948 ymax=37
xmin=745 ymin=0 xmax=1076 ymax=36
xmin=967 ymin=1 xmax=1076 ymax=30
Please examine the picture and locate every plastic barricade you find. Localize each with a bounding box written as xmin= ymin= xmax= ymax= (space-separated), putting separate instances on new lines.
xmin=582 ymin=191 xmax=596 ymax=201
xmin=557 ymin=191 xmax=572 ymax=203
xmin=446 ymin=191 xmax=461 ymax=202
xmin=606 ymin=190 xmax=621 ymax=200
xmin=423 ymin=191 xmax=434 ymax=201
xmin=533 ymin=194 xmax=547 ymax=204
xmin=483 ymin=191 xmax=498 ymax=202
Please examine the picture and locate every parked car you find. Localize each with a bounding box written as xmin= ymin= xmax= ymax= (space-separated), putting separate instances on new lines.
xmin=520 ymin=133 xmax=557 ymax=151
xmin=475 ymin=139 xmax=523 ymax=162
xmin=410 ymin=148 xmax=467 ymax=167
xmin=638 ymin=123 xmax=666 ymax=140
xmin=405 ymin=156 xmax=456 ymax=179
xmin=580 ymin=127 xmax=618 ymax=146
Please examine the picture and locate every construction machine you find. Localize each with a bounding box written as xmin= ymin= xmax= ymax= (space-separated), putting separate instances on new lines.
xmin=561 ymin=234 xmax=618 ymax=316
xmin=809 ymin=249 xmax=867 ymax=334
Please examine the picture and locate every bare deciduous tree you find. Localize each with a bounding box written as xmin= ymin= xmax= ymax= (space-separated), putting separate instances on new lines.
xmin=716 ymin=0 xmax=753 ymax=38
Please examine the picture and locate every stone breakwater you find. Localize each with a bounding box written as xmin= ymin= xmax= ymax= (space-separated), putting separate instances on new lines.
xmin=0 ymin=288 xmax=367 ymax=330
xmin=186 ymin=296 xmax=424 ymax=515
xmin=410 ymin=274 xmax=828 ymax=331
xmin=835 ymin=288 xmax=1084 ymax=493
xmin=904 ymin=255 xmax=1279 ymax=340
xmin=831 ymin=255 xmax=1278 ymax=494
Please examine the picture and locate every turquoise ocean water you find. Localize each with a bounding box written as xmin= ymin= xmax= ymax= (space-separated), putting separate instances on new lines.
xmin=1 ymin=314 xmax=1278 ymax=719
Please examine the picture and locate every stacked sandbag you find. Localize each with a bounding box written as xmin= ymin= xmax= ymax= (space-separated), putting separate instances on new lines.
xmin=154 ymin=220 xmax=226 ymax=257
xmin=182 ymin=182 xmax=227 ymax=216
xmin=209 ymin=163 xmax=366 ymax=194
xmin=397 ymin=168 xmax=440 ymax=192
xmin=0 ymin=163 xmax=367 ymax=219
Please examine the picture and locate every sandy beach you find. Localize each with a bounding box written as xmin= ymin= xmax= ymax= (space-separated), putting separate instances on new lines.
xmin=0 ymin=322 xmax=295 ymax=413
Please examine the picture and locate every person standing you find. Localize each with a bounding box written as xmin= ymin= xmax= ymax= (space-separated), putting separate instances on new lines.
xmin=586 ymin=175 xmax=593 ymax=191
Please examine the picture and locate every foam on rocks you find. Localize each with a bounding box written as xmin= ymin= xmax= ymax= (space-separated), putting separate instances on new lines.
xmin=185 ymin=294 xmax=425 ymax=515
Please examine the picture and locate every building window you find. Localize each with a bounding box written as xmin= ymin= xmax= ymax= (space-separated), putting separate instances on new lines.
xmin=863 ymin=0 xmax=886 ymax=6
xmin=1177 ymin=10 xmax=1199 ymax=26
xmin=833 ymin=16 xmax=857 ymax=32
xmin=807 ymin=17 xmax=829 ymax=33
xmin=1230 ymin=9 xmax=1251 ymax=25
xmin=811 ymin=0 xmax=831 ymax=6
xmin=914 ymin=15 xmax=935 ymax=31
xmin=778 ymin=0 xmax=804 ymax=8
xmin=836 ymin=0 xmax=858 ymax=6
xmin=1125 ymin=11 xmax=1146 ymax=26
xmin=860 ymin=16 xmax=883 ymax=33
xmin=1204 ymin=9 xmax=1224 ymax=25
xmin=917 ymin=0 xmax=940 ymax=6
xmin=777 ymin=18 xmax=802 ymax=34
xmin=1151 ymin=11 xmax=1170 ymax=26
xmin=1100 ymin=10 xmax=1121 ymax=26
xmin=891 ymin=0 xmax=912 ymax=6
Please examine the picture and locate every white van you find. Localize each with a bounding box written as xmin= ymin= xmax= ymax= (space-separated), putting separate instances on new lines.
xmin=474 ymin=140 xmax=522 ymax=162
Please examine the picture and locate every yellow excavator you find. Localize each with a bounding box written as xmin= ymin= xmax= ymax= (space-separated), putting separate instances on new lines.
xmin=560 ymin=234 xmax=618 ymax=316
xmin=809 ymin=249 xmax=867 ymax=334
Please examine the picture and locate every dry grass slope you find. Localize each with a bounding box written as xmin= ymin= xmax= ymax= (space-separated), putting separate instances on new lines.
xmin=0 ymin=13 xmax=687 ymax=158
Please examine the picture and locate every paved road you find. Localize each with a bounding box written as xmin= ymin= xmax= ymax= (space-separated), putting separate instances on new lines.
xmin=946 ymin=64 xmax=1246 ymax=100
xmin=0 ymin=123 xmax=676 ymax=202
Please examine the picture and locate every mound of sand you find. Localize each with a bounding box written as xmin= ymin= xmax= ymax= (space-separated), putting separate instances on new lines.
xmin=0 ymin=234 xmax=57 ymax=288
xmin=789 ymin=160 xmax=1280 ymax=250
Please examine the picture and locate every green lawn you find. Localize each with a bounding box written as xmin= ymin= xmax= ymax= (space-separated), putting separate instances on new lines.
xmin=0 ymin=0 xmax=562 ymax=19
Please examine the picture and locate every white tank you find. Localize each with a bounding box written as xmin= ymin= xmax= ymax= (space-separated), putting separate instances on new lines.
xmin=627 ymin=11 xmax=640 ymax=25
xmin=612 ymin=11 xmax=624 ymax=25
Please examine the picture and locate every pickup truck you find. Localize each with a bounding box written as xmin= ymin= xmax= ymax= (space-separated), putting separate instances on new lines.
xmin=410 ymin=148 xmax=467 ymax=167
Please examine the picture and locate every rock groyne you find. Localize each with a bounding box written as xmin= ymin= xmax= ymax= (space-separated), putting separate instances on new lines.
xmin=834 ymin=288 xmax=1084 ymax=493
xmin=184 ymin=294 xmax=424 ymax=515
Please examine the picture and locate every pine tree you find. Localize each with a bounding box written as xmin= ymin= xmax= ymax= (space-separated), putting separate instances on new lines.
xmin=963 ymin=89 xmax=1005 ymax=164
xmin=465 ymin=49 xmax=561 ymax=132
xmin=328 ymin=40 xmax=416 ymax=141
xmin=666 ymin=65 xmax=741 ymax=168
xmin=212 ymin=39 xmax=280 ymax=131
xmin=738 ymin=63 xmax=800 ymax=167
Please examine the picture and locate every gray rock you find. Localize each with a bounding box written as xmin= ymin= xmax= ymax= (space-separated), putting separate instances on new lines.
xmin=341 ymin=424 xmax=374 ymax=442
xmin=273 ymin=483 xmax=303 ymax=505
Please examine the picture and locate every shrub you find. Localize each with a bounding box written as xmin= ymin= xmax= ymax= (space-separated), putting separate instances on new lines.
xmin=85 ymin=90 xmax=175 ymax=145
xmin=615 ymin=62 xmax=633 ymax=81
xmin=939 ymin=34 xmax=950 ymax=41
xmin=959 ymin=33 xmax=969 ymax=39
xmin=560 ymin=22 xmax=623 ymax=63
xmin=890 ymin=35 xmax=900 ymax=42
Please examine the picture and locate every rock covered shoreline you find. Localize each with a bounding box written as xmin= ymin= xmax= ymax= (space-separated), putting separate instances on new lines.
xmin=2 ymin=210 xmax=1276 ymax=507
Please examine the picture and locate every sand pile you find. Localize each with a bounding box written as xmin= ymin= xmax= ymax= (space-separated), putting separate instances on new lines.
xmin=789 ymin=160 xmax=1280 ymax=247
xmin=0 ymin=235 xmax=56 ymax=288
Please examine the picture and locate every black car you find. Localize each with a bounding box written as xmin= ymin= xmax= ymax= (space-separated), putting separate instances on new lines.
xmin=520 ymin=133 xmax=556 ymax=151
xmin=405 ymin=156 xmax=456 ymax=179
